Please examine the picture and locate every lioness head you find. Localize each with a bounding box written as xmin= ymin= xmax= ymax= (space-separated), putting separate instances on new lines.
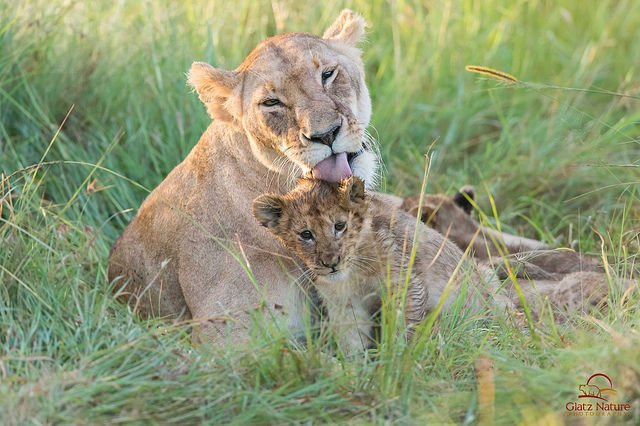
xmin=188 ymin=10 xmax=378 ymax=189
xmin=253 ymin=177 xmax=368 ymax=280
xmin=401 ymin=186 xmax=478 ymax=242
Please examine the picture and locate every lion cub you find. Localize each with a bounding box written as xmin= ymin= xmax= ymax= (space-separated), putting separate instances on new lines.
xmin=253 ymin=177 xmax=508 ymax=353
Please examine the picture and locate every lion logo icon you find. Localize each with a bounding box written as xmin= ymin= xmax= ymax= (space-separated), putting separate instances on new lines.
xmin=578 ymin=373 xmax=617 ymax=401
xmin=579 ymin=384 xmax=602 ymax=398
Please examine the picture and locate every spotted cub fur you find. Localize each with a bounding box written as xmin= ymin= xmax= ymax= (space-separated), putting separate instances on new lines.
xmin=253 ymin=177 xmax=510 ymax=353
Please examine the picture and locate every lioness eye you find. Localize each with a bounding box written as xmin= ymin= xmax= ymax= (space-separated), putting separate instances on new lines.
xmin=261 ymin=98 xmax=282 ymax=107
xmin=321 ymin=69 xmax=335 ymax=83
xmin=299 ymin=230 xmax=314 ymax=241
xmin=334 ymin=222 xmax=346 ymax=232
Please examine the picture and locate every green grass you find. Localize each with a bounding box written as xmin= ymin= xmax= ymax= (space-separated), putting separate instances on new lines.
xmin=1 ymin=0 xmax=639 ymax=423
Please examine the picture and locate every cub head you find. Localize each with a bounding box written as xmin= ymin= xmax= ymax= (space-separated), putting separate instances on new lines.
xmin=253 ymin=176 xmax=368 ymax=280
xmin=188 ymin=10 xmax=378 ymax=189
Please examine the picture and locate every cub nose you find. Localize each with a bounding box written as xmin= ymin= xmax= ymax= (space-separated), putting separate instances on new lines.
xmin=303 ymin=123 xmax=341 ymax=147
xmin=320 ymin=255 xmax=341 ymax=271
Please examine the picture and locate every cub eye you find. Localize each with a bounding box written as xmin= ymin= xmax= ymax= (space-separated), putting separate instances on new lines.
xmin=261 ymin=98 xmax=282 ymax=107
xmin=321 ymin=68 xmax=335 ymax=83
xmin=299 ymin=230 xmax=314 ymax=241
xmin=334 ymin=222 xmax=346 ymax=232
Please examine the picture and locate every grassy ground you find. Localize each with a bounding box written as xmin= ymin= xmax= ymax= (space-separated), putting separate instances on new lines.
xmin=1 ymin=0 xmax=639 ymax=424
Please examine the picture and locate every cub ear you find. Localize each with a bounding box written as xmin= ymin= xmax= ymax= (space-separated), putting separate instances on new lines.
xmin=253 ymin=194 xmax=285 ymax=229
xmin=323 ymin=9 xmax=366 ymax=46
xmin=408 ymin=205 xmax=437 ymax=227
xmin=453 ymin=185 xmax=475 ymax=215
xmin=187 ymin=62 xmax=240 ymax=122
xmin=341 ymin=176 xmax=366 ymax=204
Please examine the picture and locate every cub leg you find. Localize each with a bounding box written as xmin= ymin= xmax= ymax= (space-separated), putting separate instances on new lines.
xmin=318 ymin=289 xmax=376 ymax=354
xmin=403 ymin=279 xmax=429 ymax=339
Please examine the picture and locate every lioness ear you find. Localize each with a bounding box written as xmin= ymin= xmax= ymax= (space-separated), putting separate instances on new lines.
xmin=410 ymin=204 xmax=438 ymax=228
xmin=420 ymin=206 xmax=437 ymax=226
xmin=408 ymin=204 xmax=437 ymax=227
xmin=341 ymin=176 xmax=366 ymax=204
xmin=253 ymin=194 xmax=285 ymax=229
xmin=188 ymin=62 xmax=240 ymax=122
xmin=453 ymin=185 xmax=475 ymax=215
xmin=323 ymin=9 xmax=366 ymax=46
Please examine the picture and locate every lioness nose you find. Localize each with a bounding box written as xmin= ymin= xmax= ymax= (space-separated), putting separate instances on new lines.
xmin=303 ymin=123 xmax=341 ymax=147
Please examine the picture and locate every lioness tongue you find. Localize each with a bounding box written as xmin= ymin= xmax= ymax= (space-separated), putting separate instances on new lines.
xmin=311 ymin=152 xmax=352 ymax=182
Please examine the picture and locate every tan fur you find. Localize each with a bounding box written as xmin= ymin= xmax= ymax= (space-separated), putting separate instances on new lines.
xmin=108 ymin=11 xmax=386 ymax=341
xmin=508 ymin=271 xmax=634 ymax=319
xmin=254 ymin=177 xmax=512 ymax=353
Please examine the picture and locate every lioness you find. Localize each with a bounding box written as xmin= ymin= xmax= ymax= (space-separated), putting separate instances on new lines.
xmin=402 ymin=188 xmax=636 ymax=316
xmin=108 ymin=10 xmax=400 ymax=340
xmin=401 ymin=186 xmax=549 ymax=259
xmin=253 ymin=177 xmax=511 ymax=353
xmin=401 ymin=186 xmax=604 ymax=276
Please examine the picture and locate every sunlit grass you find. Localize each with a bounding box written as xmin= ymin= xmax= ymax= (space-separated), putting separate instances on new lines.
xmin=1 ymin=0 xmax=639 ymax=423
